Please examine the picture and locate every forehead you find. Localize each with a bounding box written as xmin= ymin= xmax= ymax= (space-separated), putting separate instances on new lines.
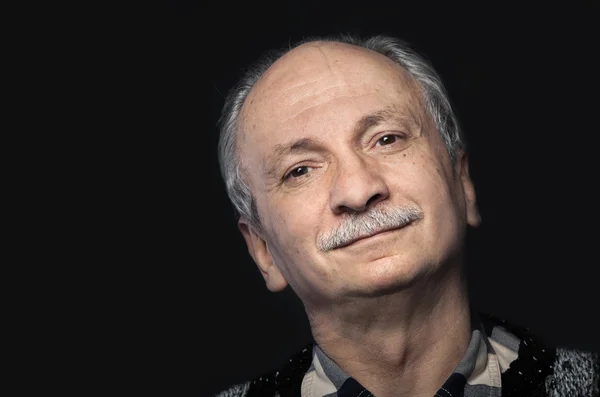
xmin=242 ymin=42 xmax=420 ymax=123
xmin=238 ymin=42 xmax=425 ymax=168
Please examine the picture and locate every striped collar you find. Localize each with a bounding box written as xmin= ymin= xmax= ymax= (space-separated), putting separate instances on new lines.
xmin=301 ymin=314 xmax=522 ymax=397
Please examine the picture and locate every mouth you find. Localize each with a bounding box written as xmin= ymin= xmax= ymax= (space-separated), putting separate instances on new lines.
xmin=336 ymin=221 xmax=415 ymax=250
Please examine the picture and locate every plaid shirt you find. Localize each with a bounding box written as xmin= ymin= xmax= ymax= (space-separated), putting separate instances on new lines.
xmin=301 ymin=313 xmax=521 ymax=397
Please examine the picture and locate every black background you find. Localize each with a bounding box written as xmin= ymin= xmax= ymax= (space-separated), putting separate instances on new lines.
xmin=113 ymin=1 xmax=599 ymax=396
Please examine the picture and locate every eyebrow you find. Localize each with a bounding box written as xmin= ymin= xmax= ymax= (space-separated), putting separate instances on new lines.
xmin=266 ymin=137 xmax=326 ymax=178
xmin=265 ymin=105 xmax=416 ymax=177
xmin=354 ymin=105 xmax=415 ymax=138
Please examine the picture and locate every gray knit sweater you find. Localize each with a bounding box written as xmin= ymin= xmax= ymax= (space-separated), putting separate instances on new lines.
xmin=213 ymin=316 xmax=599 ymax=397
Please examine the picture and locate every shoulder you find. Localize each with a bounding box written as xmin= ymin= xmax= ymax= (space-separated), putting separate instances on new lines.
xmin=212 ymin=382 xmax=251 ymax=397
xmin=481 ymin=313 xmax=599 ymax=396
xmin=210 ymin=344 xmax=314 ymax=397
xmin=546 ymin=347 xmax=599 ymax=397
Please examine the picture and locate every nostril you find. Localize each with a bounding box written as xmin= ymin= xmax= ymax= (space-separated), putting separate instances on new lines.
xmin=366 ymin=194 xmax=383 ymax=208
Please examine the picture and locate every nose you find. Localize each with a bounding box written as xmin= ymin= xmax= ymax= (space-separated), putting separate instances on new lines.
xmin=329 ymin=155 xmax=390 ymax=215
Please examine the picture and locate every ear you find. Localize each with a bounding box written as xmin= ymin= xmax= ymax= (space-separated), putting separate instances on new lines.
xmin=238 ymin=217 xmax=288 ymax=292
xmin=457 ymin=152 xmax=482 ymax=228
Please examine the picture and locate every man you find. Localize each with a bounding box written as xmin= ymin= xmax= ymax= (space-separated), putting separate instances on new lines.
xmin=214 ymin=34 xmax=599 ymax=397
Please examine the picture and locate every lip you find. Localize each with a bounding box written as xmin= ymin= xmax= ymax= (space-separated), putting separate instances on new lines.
xmin=337 ymin=221 xmax=414 ymax=249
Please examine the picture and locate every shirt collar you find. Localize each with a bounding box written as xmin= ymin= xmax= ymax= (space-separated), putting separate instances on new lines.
xmin=301 ymin=313 xmax=520 ymax=397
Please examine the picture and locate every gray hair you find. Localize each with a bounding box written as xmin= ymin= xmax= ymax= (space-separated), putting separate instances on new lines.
xmin=217 ymin=34 xmax=465 ymax=229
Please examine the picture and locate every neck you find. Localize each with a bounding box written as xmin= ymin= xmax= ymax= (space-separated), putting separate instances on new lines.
xmin=306 ymin=266 xmax=471 ymax=397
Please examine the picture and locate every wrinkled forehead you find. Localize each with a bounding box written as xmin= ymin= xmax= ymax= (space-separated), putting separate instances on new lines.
xmin=240 ymin=42 xmax=422 ymax=133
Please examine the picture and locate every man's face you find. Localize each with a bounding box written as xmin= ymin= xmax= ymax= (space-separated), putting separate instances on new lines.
xmin=237 ymin=42 xmax=480 ymax=308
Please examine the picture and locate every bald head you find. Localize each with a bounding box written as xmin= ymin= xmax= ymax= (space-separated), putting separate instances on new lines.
xmin=218 ymin=35 xmax=464 ymax=226
xmin=238 ymin=42 xmax=430 ymax=190
xmin=241 ymin=42 xmax=423 ymax=142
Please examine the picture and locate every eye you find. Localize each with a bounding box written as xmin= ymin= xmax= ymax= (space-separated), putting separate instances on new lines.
xmin=375 ymin=134 xmax=398 ymax=146
xmin=286 ymin=166 xmax=312 ymax=179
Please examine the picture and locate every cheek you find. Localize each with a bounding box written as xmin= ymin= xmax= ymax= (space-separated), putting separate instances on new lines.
xmin=384 ymin=152 xmax=453 ymax=203
xmin=262 ymin=196 xmax=323 ymax=259
xmin=273 ymin=199 xmax=315 ymax=232
xmin=385 ymin=153 xmax=462 ymax=241
xmin=415 ymin=158 xmax=461 ymax=224
xmin=411 ymin=156 xmax=466 ymax=253
xmin=262 ymin=198 xmax=336 ymax=297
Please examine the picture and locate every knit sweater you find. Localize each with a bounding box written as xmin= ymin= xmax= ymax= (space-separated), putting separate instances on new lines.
xmin=213 ymin=314 xmax=599 ymax=397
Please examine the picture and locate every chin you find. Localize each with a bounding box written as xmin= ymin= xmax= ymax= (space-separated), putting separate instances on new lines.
xmin=345 ymin=255 xmax=430 ymax=297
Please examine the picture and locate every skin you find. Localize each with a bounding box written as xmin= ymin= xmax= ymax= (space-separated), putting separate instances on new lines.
xmin=236 ymin=41 xmax=481 ymax=397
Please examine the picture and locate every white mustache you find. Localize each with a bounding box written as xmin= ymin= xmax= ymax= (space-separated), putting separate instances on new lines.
xmin=317 ymin=205 xmax=423 ymax=252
